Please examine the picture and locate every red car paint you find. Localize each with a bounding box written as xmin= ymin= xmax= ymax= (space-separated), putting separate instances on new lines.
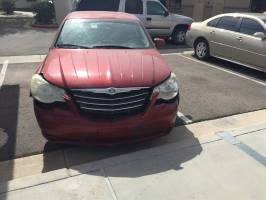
xmin=34 ymin=12 xmax=179 ymax=144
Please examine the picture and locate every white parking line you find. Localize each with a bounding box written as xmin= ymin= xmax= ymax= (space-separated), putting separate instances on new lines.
xmin=178 ymin=54 xmax=266 ymax=86
xmin=178 ymin=112 xmax=193 ymax=124
xmin=161 ymin=50 xmax=194 ymax=56
xmin=0 ymin=60 xmax=9 ymax=90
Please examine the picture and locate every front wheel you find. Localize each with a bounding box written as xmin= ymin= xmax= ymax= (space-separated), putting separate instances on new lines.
xmin=172 ymin=27 xmax=187 ymax=45
xmin=194 ymin=39 xmax=210 ymax=60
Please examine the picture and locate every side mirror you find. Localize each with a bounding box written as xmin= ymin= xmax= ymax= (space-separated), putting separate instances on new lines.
xmin=164 ymin=11 xmax=169 ymax=17
xmin=254 ymin=32 xmax=266 ymax=40
xmin=154 ymin=38 xmax=165 ymax=48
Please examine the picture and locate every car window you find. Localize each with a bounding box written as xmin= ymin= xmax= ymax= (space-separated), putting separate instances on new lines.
xmin=147 ymin=1 xmax=166 ymax=15
xmin=216 ymin=16 xmax=240 ymax=31
xmin=239 ymin=18 xmax=266 ymax=36
xmin=263 ymin=19 xmax=266 ymax=24
xmin=76 ymin=0 xmax=120 ymax=11
xmin=125 ymin=0 xmax=143 ymax=14
xmin=56 ymin=20 xmax=151 ymax=49
xmin=207 ymin=17 xmax=221 ymax=27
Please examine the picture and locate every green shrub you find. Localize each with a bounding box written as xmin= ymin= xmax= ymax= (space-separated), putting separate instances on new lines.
xmin=32 ymin=0 xmax=55 ymax=24
xmin=2 ymin=0 xmax=16 ymax=14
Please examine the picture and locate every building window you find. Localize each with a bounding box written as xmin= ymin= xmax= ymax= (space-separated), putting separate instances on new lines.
xmin=166 ymin=0 xmax=182 ymax=12
xmin=251 ymin=0 xmax=266 ymax=13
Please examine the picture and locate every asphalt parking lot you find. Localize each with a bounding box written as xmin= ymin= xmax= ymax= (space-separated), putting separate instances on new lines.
xmin=0 ymin=44 xmax=266 ymax=162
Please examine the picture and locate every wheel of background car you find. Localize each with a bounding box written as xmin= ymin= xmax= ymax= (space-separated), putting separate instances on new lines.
xmin=194 ymin=39 xmax=210 ymax=60
xmin=172 ymin=26 xmax=187 ymax=45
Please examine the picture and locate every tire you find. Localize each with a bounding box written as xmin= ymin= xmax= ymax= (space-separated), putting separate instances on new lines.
xmin=172 ymin=26 xmax=187 ymax=45
xmin=194 ymin=39 xmax=210 ymax=60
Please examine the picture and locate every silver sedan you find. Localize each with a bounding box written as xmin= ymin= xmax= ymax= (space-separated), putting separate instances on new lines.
xmin=186 ymin=13 xmax=266 ymax=72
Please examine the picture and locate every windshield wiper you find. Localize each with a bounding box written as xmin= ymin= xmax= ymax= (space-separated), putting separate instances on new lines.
xmin=56 ymin=44 xmax=91 ymax=49
xmin=91 ymin=45 xmax=133 ymax=49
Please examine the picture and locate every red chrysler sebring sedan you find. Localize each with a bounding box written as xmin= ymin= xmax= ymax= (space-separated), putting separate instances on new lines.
xmin=31 ymin=11 xmax=179 ymax=144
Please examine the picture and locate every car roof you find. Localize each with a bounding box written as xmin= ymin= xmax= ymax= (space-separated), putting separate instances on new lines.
xmin=66 ymin=11 xmax=140 ymax=21
xmin=213 ymin=12 xmax=266 ymax=21
xmin=240 ymin=12 xmax=266 ymax=19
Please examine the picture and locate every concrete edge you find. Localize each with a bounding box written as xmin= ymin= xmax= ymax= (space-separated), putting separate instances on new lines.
xmin=3 ymin=121 xmax=266 ymax=194
xmin=0 ymin=169 xmax=69 ymax=195
xmin=231 ymin=123 xmax=266 ymax=137
xmin=0 ymin=133 xmax=220 ymax=195
xmin=0 ymin=109 xmax=266 ymax=194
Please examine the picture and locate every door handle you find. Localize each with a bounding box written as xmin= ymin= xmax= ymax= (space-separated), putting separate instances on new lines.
xmin=236 ymin=36 xmax=243 ymax=41
xmin=146 ymin=17 xmax=152 ymax=21
xmin=210 ymin=30 xmax=215 ymax=34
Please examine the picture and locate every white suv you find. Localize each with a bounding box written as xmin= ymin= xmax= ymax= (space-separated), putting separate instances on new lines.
xmin=74 ymin=0 xmax=193 ymax=44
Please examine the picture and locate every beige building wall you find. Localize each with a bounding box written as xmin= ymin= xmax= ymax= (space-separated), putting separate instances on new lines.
xmin=16 ymin=0 xmax=35 ymax=9
xmin=167 ymin=0 xmax=251 ymax=21
xmin=0 ymin=0 xmax=37 ymax=9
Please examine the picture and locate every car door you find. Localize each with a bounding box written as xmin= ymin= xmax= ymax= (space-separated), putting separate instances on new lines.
xmin=124 ymin=0 xmax=146 ymax=23
xmin=210 ymin=16 xmax=242 ymax=60
xmin=236 ymin=17 xmax=266 ymax=71
xmin=144 ymin=0 xmax=172 ymax=36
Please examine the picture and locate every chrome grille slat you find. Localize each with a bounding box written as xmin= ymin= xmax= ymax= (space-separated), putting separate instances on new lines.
xmin=80 ymin=104 xmax=143 ymax=112
xmin=70 ymin=87 xmax=151 ymax=118
xmin=73 ymin=92 xmax=148 ymax=101
xmin=77 ymin=98 xmax=146 ymax=107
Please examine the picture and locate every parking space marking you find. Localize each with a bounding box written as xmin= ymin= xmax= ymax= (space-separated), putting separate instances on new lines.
xmin=216 ymin=131 xmax=266 ymax=166
xmin=0 ymin=60 xmax=8 ymax=90
xmin=178 ymin=54 xmax=266 ymax=86
xmin=161 ymin=51 xmax=194 ymax=56
xmin=178 ymin=112 xmax=193 ymax=124
xmin=102 ymin=169 xmax=118 ymax=200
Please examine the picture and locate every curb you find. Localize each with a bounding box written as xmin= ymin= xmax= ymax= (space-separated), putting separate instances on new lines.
xmin=0 ymin=135 xmax=211 ymax=195
xmin=1 ymin=123 xmax=266 ymax=195
xmin=31 ymin=24 xmax=58 ymax=29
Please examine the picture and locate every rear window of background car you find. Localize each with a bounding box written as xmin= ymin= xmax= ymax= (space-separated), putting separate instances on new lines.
xmin=239 ymin=18 xmax=266 ymax=36
xmin=207 ymin=17 xmax=221 ymax=27
xmin=216 ymin=16 xmax=240 ymax=31
xmin=125 ymin=0 xmax=143 ymax=14
xmin=76 ymin=0 xmax=120 ymax=11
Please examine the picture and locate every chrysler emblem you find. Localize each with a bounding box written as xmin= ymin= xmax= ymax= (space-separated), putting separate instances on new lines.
xmin=108 ymin=87 xmax=117 ymax=95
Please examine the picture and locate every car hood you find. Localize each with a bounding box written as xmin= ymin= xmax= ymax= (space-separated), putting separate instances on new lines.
xmin=41 ymin=49 xmax=171 ymax=89
xmin=170 ymin=13 xmax=194 ymax=24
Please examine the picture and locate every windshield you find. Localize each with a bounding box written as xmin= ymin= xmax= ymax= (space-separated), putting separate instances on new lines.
xmin=55 ymin=19 xmax=151 ymax=49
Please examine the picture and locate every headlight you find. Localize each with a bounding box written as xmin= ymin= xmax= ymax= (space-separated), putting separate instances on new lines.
xmin=153 ymin=73 xmax=179 ymax=100
xmin=31 ymin=74 xmax=65 ymax=104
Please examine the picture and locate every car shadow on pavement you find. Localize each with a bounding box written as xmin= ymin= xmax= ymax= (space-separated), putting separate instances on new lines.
xmin=0 ymin=85 xmax=19 ymax=199
xmin=42 ymin=125 xmax=203 ymax=178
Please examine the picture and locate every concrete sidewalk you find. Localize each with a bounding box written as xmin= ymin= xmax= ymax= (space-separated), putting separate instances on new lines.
xmin=0 ymin=121 xmax=266 ymax=200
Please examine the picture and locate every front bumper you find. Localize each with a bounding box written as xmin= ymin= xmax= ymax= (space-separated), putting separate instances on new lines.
xmin=34 ymin=94 xmax=179 ymax=145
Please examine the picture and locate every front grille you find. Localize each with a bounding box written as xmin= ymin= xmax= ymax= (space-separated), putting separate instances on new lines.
xmin=70 ymin=87 xmax=151 ymax=118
